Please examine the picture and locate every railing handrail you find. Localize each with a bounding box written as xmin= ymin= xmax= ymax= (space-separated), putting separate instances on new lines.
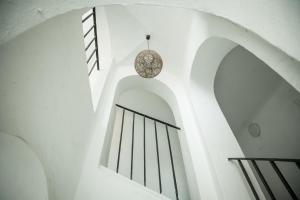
xmin=228 ymin=157 xmax=300 ymax=163
xmin=229 ymin=157 xmax=299 ymax=200
xmin=115 ymin=104 xmax=180 ymax=200
xmin=82 ymin=7 xmax=100 ymax=76
xmin=116 ymin=104 xmax=181 ymax=130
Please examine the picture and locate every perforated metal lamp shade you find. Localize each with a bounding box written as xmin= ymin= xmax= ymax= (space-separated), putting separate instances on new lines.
xmin=134 ymin=49 xmax=163 ymax=78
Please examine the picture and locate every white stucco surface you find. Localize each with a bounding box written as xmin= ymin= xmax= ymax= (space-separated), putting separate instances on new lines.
xmin=107 ymin=89 xmax=190 ymax=199
xmin=0 ymin=133 xmax=48 ymax=200
xmin=75 ymin=72 xmax=216 ymax=200
xmin=215 ymin=46 xmax=282 ymax=134
xmin=0 ymin=3 xmax=299 ymax=200
xmin=215 ymin=45 xmax=300 ymax=200
xmin=1 ymin=0 xmax=300 ymax=62
xmin=0 ymin=9 xmax=94 ymax=200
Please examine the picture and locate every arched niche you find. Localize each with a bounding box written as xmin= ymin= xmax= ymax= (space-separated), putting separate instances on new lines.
xmin=0 ymin=132 xmax=48 ymax=200
xmin=76 ymin=72 xmax=219 ymax=199
xmin=189 ymin=37 xmax=264 ymax=199
xmin=99 ymin=75 xmax=198 ymax=200
xmin=214 ymin=45 xmax=300 ymax=199
xmin=189 ymin=36 xmax=300 ymax=199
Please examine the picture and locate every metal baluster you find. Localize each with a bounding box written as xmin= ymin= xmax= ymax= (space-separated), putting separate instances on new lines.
xmin=88 ymin=60 xmax=97 ymax=76
xmin=144 ymin=116 xmax=146 ymax=186
xmin=92 ymin=7 xmax=100 ymax=70
xmin=86 ymin=48 xmax=96 ymax=63
xmin=85 ymin=37 xmax=95 ymax=51
xmin=238 ymin=160 xmax=260 ymax=200
xmin=82 ymin=12 xmax=93 ymax=23
xmin=84 ymin=25 xmax=95 ymax=38
xmin=270 ymin=161 xmax=298 ymax=200
xmin=251 ymin=160 xmax=276 ymax=200
xmin=166 ymin=125 xmax=179 ymax=200
xmin=154 ymin=121 xmax=162 ymax=193
xmin=130 ymin=113 xmax=135 ymax=180
xmin=116 ymin=109 xmax=125 ymax=173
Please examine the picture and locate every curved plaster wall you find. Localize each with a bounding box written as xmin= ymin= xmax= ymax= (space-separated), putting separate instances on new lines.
xmin=106 ymin=88 xmax=190 ymax=199
xmin=0 ymin=9 xmax=95 ymax=200
xmin=75 ymin=70 xmax=220 ymax=200
xmin=214 ymin=46 xmax=282 ymax=135
xmin=215 ymin=45 xmax=300 ymax=199
xmin=1 ymin=0 xmax=300 ymax=62
xmin=183 ymin=12 xmax=300 ymax=93
xmin=0 ymin=3 xmax=298 ymax=200
xmin=189 ymin=35 xmax=299 ymax=199
xmin=0 ymin=132 xmax=48 ymax=200
xmin=189 ymin=37 xmax=265 ymax=200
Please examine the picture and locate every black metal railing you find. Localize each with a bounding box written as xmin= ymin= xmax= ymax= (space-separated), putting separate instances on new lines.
xmin=115 ymin=104 xmax=180 ymax=200
xmin=228 ymin=157 xmax=300 ymax=200
xmin=82 ymin=7 xmax=100 ymax=76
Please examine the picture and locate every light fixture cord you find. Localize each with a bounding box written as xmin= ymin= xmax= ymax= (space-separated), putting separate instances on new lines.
xmin=147 ymin=39 xmax=149 ymax=50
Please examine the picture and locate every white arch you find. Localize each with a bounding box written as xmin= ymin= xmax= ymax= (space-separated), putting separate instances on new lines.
xmin=188 ymin=37 xmax=267 ymax=199
xmin=188 ymin=35 xmax=300 ymax=199
xmin=184 ymin=13 xmax=300 ymax=93
xmin=0 ymin=132 xmax=48 ymax=200
xmin=75 ymin=66 xmax=221 ymax=199
xmin=1 ymin=1 xmax=299 ymax=61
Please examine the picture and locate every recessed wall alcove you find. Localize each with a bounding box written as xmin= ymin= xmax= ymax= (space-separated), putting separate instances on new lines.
xmin=214 ymin=45 xmax=300 ymax=200
xmin=99 ymin=75 xmax=199 ymax=200
xmin=189 ymin=37 xmax=300 ymax=200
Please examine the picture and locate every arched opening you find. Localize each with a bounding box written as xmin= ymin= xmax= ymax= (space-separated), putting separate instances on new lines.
xmin=214 ymin=45 xmax=300 ymax=199
xmin=0 ymin=133 xmax=48 ymax=200
xmin=189 ymin=37 xmax=258 ymax=200
xmin=98 ymin=75 xmax=197 ymax=200
xmin=107 ymin=89 xmax=189 ymax=199
xmin=189 ymin=36 xmax=300 ymax=200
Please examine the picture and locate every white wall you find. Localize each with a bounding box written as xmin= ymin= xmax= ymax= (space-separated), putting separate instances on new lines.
xmin=215 ymin=45 xmax=300 ymax=199
xmin=76 ymin=5 xmax=300 ymax=200
xmin=0 ymin=132 xmax=48 ymax=200
xmin=1 ymin=0 xmax=300 ymax=64
xmin=117 ymin=89 xmax=176 ymax=124
xmin=74 ymin=73 xmax=216 ymax=200
xmin=1 ymin=3 xmax=299 ymax=200
xmin=189 ymin=37 xmax=266 ymax=200
xmin=104 ymin=5 xmax=194 ymax=77
xmin=107 ymin=89 xmax=190 ymax=200
xmin=237 ymin=82 xmax=300 ymax=199
xmin=237 ymin=81 xmax=300 ymax=159
xmin=215 ymin=46 xmax=281 ymax=135
xmin=0 ymin=9 xmax=95 ymax=200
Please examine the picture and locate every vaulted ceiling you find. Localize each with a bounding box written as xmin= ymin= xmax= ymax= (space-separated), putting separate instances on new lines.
xmin=1 ymin=0 xmax=300 ymax=62
xmin=105 ymin=5 xmax=194 ymax=76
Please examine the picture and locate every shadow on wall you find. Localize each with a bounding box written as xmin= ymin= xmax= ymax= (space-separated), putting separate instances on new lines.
xmin=189 ymin=35 xmax=300 ymax=200
xmin=190 ymin=37 xmax=300 ymax=199
xmin=214 ymin=45 xmax=300 ymax=200
xmin=0 ymin=132 xmax=48 ymax=200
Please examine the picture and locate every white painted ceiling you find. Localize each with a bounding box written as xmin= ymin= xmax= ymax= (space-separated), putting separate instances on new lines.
xmin=1 ymin=0 xmax=300 ymax=62
xmin=105 ymin=5 xmax=194 ymax=77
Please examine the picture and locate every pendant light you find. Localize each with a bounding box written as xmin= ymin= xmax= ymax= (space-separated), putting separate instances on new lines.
xmin=134 ymin=35 xmax=163 ymax=78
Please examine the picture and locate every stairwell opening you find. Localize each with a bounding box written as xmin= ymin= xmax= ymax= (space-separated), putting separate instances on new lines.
xmin=214 ymin=45 xmax=300 ymax=200
xmin=188 ymin=36 xmax=300 ymax=200
xmin=102 ymin=87 xmax=191 ymax=200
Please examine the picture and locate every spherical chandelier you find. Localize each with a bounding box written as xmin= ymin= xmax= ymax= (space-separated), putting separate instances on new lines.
xmin=134 ymin=35 xmax=163 ymax=78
